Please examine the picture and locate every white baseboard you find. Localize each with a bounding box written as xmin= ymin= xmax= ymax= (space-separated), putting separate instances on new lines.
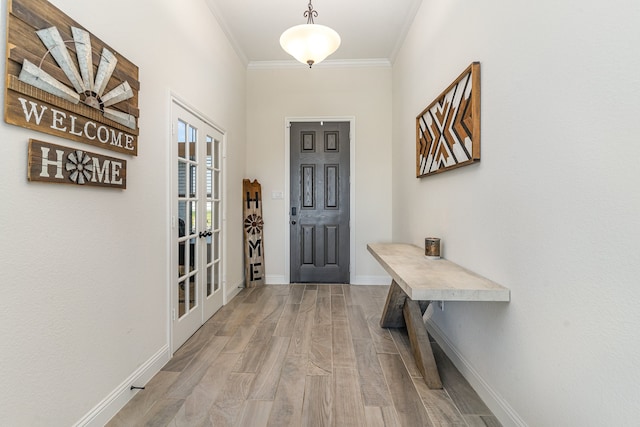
xmin=76 ymin=279 xmax=247 ymax=426
xmin=425 ymin=321 xmax=527 ymax=427
xmin=266 ymin=275 xmax=286 ymax=285
xmin=263 ymin=274 xmax=390 ymax=285
xmin=352 ymin=275 xmax=390 ymax=285
xmin=74 ymin=345 xmax=171 ymax=427
xmin=225 ymin=279 xmax=244 ymax=303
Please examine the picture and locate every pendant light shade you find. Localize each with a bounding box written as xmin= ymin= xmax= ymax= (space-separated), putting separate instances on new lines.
xmin=280 ymin=1 xmax=341 ymax=67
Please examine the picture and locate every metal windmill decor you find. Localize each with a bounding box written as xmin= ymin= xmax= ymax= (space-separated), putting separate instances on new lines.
xmin=5 ymin=0 xmax=140 ymax=156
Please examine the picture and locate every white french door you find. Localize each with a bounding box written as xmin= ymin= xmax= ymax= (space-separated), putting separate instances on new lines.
xmin=171 ymin=101 xmax=224 ymax=351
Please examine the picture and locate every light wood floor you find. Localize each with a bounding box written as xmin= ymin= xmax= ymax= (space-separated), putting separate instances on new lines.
xmin=107 ymin=284 xmax=501 ymax=427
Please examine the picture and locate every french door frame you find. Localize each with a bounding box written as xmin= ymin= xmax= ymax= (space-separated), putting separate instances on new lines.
xmin=169 ymin=94 xmax=226 ymax=354
xmin=284 ymin=116 xmax=356 ymax=284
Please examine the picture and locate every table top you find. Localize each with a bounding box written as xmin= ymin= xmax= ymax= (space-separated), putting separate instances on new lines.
xmin=367 ymin=243 xmax=510 ymax=302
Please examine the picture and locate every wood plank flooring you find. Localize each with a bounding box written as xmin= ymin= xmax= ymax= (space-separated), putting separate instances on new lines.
xmin=107 ymin=285 xmax=501 ymax=427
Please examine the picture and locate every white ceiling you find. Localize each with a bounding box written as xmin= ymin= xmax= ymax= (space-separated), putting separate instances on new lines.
xmin=204 ymin=0 xmax=423 ymax=66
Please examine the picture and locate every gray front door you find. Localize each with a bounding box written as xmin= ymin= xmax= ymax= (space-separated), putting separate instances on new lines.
xmin=290 ymin=121 xmax=350 ymax=283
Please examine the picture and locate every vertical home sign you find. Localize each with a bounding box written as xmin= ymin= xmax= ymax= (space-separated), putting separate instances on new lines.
xmin=4 ymin=0 xmax=140 ymax=155
xmin=243 ymin=179 xmax=265 ymax=288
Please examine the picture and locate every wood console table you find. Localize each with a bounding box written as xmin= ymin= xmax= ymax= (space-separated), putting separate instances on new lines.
xmin=367 ymin=243 xmax=510 ymax=389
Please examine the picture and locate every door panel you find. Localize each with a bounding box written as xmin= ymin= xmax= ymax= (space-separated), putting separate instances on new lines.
xmin=290 ymin=122 xmax=350 ymax=283
xmin=172 ymin=102 xmax=224 ymax=351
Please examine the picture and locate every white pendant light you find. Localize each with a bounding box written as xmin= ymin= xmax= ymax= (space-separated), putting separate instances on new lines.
xmin=280 ymin=1 xmax=341 ymax=68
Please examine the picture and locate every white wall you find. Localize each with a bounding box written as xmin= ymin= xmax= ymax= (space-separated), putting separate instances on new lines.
xmin=246 ymin=66 xmax=393 ymax=285
xmin=392 ymin=0 xmax=640 ymax=425
xmin=0 ymin=0 xmax=246 ymax=425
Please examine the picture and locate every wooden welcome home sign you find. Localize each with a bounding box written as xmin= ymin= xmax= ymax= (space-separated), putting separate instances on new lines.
xmin=243 ymin=179 xmax=265 ymax=288
xmin=28 ymin=139 xmax=126 ymax=188
xmin=416 ymin=62 xmax=480 ymax=177
xmin=5 ymin=0 xmax=140 ymax=156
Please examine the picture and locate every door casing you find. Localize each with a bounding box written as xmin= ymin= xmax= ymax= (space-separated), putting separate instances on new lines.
xmin=284 ymin=116 xmax=356 ymax=284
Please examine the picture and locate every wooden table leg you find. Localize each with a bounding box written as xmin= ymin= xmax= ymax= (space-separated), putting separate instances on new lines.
xmin=380 ymin=280 xmax=408 ymax=328
xmin=380 ymin=280 xmax=443 ymax=389
xmin=403 ymin=300 xmax=443 ymax=389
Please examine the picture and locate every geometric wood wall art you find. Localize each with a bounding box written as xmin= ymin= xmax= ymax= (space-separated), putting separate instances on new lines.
xmin=5 ymin=0 xmax=140 ymax=156
xmin=28 ymin=139 xmax=126 ymax=189
xmin=416 ymin=62 xmax=480 ymax=177
xmin=243 ymin=179 xmax=265 ymax=288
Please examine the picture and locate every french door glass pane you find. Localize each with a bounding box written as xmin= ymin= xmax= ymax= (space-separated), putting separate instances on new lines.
xmin=188 ymin=201 xmax=197 ymax=235
xmin=206 ymin=202 xmax=213 ymax=264
xmin=189 ymin=275 xmax=196 ymax=310
xmin=178 ymin=280 xmax=186 ymax=317
xmin=189 ymin=164 xmax=197 ymax=198
xmin=188 ymin=237 xmax=196 ymax=273
xmin=214 ymin=231 xmax=220 ymax=261
xmin=207 ymin=266 xmax=212 ymax=297
xmin=178 ymin=240 xmax=185 ymax=277
xmin=178 ymin=162 xmax=186 ymax=197
xmin=188 ymin=125 xmax=197 ymax=162
xmin=177 ymin=201 xmax=186 ymax=237
xmin=177 ymin=120 xmax=186 ymax=159
xmin=214 ymin=262 xmax=220 ymax=292
xmin=214 ymin=139 xmax=220 ymax=169
xmin=214 ymin=171 xmax=220 ymax=199
xmin=214 ymin=203 xmax=220 ymax=230
xmin=207 ymin=138 xmax=214 ymax=215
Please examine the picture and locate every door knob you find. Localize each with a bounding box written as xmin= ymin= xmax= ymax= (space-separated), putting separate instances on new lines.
xmin=291 ymin=220 xmax=297 ymax=225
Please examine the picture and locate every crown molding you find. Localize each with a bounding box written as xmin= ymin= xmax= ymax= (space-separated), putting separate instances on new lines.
xmin=204 ymin=0 xmax=249 ymax=66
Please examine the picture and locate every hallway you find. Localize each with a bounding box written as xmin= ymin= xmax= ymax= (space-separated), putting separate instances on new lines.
xmin=108 ymin=284 xmax=499 ymax=426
